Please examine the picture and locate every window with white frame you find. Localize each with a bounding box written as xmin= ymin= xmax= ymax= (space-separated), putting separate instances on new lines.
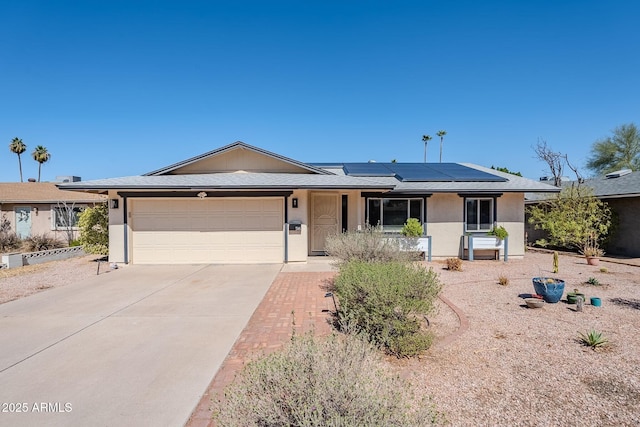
xmin=367 ymin=198 xmax=424 ymax=233
xmin=465 ymin=198 xmax=494 ymax=232
xmin=52 ymin=205 xmax=85 ymax=230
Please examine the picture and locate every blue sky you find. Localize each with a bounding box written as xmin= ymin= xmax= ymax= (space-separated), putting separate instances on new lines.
xmin=1 ymin=1 xmax=638 ymax=182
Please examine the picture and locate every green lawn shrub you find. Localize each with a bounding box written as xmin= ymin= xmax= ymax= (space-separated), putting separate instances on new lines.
xmin=213 ymin=332 xmax=443 ymax=426
xmin=333 ymin=261 xmax=442 ymax=357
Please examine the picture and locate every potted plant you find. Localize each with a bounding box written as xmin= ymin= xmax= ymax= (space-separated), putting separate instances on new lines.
xmin=400 ymin=218 xmax=429 ymax=256
xmin=487 ymin=225 xmax=509 ymax=241
xmin=582 ymin=238 xmax=604 ymax=266
xmin=566 ymin=288 xmax=586 ymax=304
xmin=532 ymin=277 xmax=565 ymax=303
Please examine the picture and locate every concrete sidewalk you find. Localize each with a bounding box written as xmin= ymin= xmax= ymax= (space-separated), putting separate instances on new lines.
xmin=0 ymin=263 xmax=281 ymax=427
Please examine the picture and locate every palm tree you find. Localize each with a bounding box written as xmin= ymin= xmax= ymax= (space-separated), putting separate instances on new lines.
xmin=32 ymin=145 xmax=51 ymax=182
xmin=436 ymin=130 xmax=447 ymax=163
xmin=9 ymin=137 xmax=27 ymax=182
xmin=422 ymin=135 xmax=432 ymax=163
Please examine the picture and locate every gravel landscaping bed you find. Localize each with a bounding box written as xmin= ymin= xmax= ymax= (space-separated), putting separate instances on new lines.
xmin=0 ymin=255 xmax=103 ymax=304
xmin=410 ymin=251 xmax=640 ymax=427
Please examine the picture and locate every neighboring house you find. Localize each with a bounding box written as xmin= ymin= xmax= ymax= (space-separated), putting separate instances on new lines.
xmin=0 ymin=182 xmax=107 ymax=243
xmin=59 ymin=141 xmax=559 ymax=265
xmin=526 ymin=169 xmax=640 ymax=257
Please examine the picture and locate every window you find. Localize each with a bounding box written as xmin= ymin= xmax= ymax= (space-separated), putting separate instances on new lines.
xmin=52 ymin=205 xmax=85 ymax=230
xmin=465 ymin=198 xmax=494 ymax=232
xmin=367 ymin=198 xmax=424 ymax=233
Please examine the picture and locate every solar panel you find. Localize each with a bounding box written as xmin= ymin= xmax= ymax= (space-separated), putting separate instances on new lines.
xmin=342 ymin=163 xmax=396 ymax=177
xmin=340 ymin=162 xmax=507 ymax=182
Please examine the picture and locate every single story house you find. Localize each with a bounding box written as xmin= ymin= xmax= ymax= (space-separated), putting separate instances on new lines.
xmin=0 ymin=182 xmax=107 ymax=242
xmin=60 ymin=142 xmax=559 ymax=264
xmin=526 ymin=169 xmax=640 ymax=257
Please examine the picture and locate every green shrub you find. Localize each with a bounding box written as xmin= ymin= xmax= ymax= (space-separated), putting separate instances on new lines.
xmin=333 ymin=261 xmax=442 ymax=357
xmin=401 ymin=218 xmax=423 ymax=237
xmin=21 ymin=233 xmax=64 ymax=252
xmin=325 ymin=225 xmax=415 ymax=264
xmin=78 ymin=203 xmax=109 ymax=255
xmin=214 ymin=332 xmax=442 ymax=426
xmin=0 ymin=231 xmax=21 ymax=253
xmin=446 ymin=257 xmax=462 ymax=271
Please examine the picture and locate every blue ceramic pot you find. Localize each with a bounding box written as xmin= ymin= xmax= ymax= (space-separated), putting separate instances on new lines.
xmin=591 ymin=297 xmax=602 ymax=307
xmin=532 ymin=278 xmax=565 ymax=303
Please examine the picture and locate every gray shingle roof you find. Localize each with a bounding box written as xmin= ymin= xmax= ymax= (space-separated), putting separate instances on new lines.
xmin=526 ymin=171 xmax=640 ymax=201
xmin=58 ymin=173 xmax=394 ymax=191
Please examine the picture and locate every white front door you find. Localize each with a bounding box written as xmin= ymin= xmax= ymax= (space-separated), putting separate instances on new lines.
xmin=15 ymin=206 xmax=32 ymax=238
xmin=310 ymin=193 xmax=339 ymax=253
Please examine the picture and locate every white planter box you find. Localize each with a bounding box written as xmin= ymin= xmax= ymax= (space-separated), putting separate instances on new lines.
xmin=385 ymin=236 xmax=431 ymax=260
xmin=465 ymin=236 xmax=504 ymax=250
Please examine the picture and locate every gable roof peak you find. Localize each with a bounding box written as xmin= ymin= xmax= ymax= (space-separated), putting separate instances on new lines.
xmin=144 ymin=141 xmax=332 ymax=176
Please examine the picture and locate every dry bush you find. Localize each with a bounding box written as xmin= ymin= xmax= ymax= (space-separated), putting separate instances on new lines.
xmin=325 ymin=225 xmax=416 ymax=264
xmin=21 ymin=233 xmax=64 ymax=252
xmin=213 ymin=332 xmax=443 ymax=426
xmin=0 ymin=232 xmax=21 ymax=253
xmin=446 ymin=257 xmax=463 ymax=271
xmin=498 ymin=275 xmax=509 ymax=286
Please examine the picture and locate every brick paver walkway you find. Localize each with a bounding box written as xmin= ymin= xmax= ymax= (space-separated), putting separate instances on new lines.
xmin=186 ymin=271 xmax=336 ymax=427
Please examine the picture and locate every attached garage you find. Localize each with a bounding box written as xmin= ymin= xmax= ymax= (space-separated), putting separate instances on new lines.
xmin=130 ymin=197 xmax=284 ymax=264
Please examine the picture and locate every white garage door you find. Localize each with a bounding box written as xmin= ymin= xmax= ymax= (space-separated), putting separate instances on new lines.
xmin=131 ymin=198 xmax=284 ymax=264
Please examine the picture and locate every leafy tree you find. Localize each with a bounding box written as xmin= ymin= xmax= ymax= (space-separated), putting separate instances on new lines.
xmin=586 ymin=123 xmax=640 ymax=175
xmin=421 ymin=134 xmax=432 ymax=162
xmin=527 ymin=185 xmax=612 ymax=255
xmin=9 ymin=137 xmax=27 ymax=182
xmin=436 ymin=130 xmax=447 ymax=163
xmin=78 ymin=203 xmax=109 ymax=255
xmin=490 ymin=166 xmax=522 ymax=176
xmin=31 ymin=145 xmax=51 ymax=182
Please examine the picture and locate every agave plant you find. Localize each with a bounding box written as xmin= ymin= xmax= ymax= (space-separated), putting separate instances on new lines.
xmin=578 ymin=329 xmax=608 ymax=349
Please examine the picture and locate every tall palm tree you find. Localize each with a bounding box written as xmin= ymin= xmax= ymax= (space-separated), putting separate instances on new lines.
xmin=436 ymin=130 xmax=447 ymax=163
xmin=9 ymin=137 xmax=27 ymax=182
xmin=422 ymin=134 xmax=432 ymax=163
xmin=32 ymin=145 xmax=51 ymax=182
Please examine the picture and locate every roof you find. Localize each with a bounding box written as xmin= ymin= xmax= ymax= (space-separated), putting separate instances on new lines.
xmin=526 ymin=170 xmax=640 ymax=202
xmin=0 ymin=182 xmax=107 ymax=203
xmin=145 ymin=141 xmax=332 ymax=176
xmin=58 ymin=143 xmax=560 ymax=194
xmin=58 ymin=173 xmax=395 ymax=191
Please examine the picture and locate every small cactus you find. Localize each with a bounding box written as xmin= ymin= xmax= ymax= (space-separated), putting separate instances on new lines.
xmin=553 ymin=251 xmax=559 ymax=273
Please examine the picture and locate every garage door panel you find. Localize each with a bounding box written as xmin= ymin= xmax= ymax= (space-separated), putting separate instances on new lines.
xmin=131 ymin=198 xmax=284 ymax=264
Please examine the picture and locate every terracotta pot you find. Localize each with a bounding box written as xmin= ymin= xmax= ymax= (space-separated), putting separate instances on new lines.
xmin=586 ymin=256 xmax=600 ymax=266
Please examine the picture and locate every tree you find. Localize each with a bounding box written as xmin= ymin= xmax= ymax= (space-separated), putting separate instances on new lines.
xmin=32 ymin=145 xmax=51 ymax=182
xmin=534 ymin=139 xmax=566 ymax=186
xmin=9 ymin=137 xmax=27 ymax=182
xmin=421 ymin=134 xmax=432 ymax=163
xmin=436 ymin=130 xmax=447 ymax=163
xmin=54 ymin=202 xmax=84 ymax=245
xmin=78 ymin=203 xmax=109 ymax=255
xmin=586 ymin=123 xmax=640 ymax=175
xmin=527 ymin=185 xmax=612 ymax=255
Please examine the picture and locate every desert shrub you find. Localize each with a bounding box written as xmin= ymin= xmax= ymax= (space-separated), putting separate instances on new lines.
xmin=401 ymin=218 xmax=423 ymax=237
xmin=0 ymin=231 xmax=21 ymax=253
xmin=214 ymin=332 xmax=442 ymax=426
xmin=498 ymin=275 xmax=509 ymax=286
xmin=21 ymin=233 xmax=64 ymax=252
xmin=333 ymin=261 xmax=442 ymax=357
xmin=446 ymin=257 xmax=462 ymax=271
xmin=325 ymin=225 xmax=415 ymax=264
xmin=78 ymin=203 xmax=109 ymax=255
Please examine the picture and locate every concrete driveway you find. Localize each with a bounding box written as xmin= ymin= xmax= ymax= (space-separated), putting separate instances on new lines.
xmin=0 ymin=263 xmax=282 ymax=427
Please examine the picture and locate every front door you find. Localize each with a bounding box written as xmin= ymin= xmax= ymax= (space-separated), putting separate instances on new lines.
xmin=310 ymin=193 xmax=339 ymax=253
xmin=15 ymin=206 xmax=32 ymax=238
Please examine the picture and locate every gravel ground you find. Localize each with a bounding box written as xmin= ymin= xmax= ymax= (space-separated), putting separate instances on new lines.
xmin=408 ymin=251 xmax=640 ymax=427
xmin=0 ymin=255 xmax=103 ymax=304
xmin=2 ymin=251 xmax=638 ymax=426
